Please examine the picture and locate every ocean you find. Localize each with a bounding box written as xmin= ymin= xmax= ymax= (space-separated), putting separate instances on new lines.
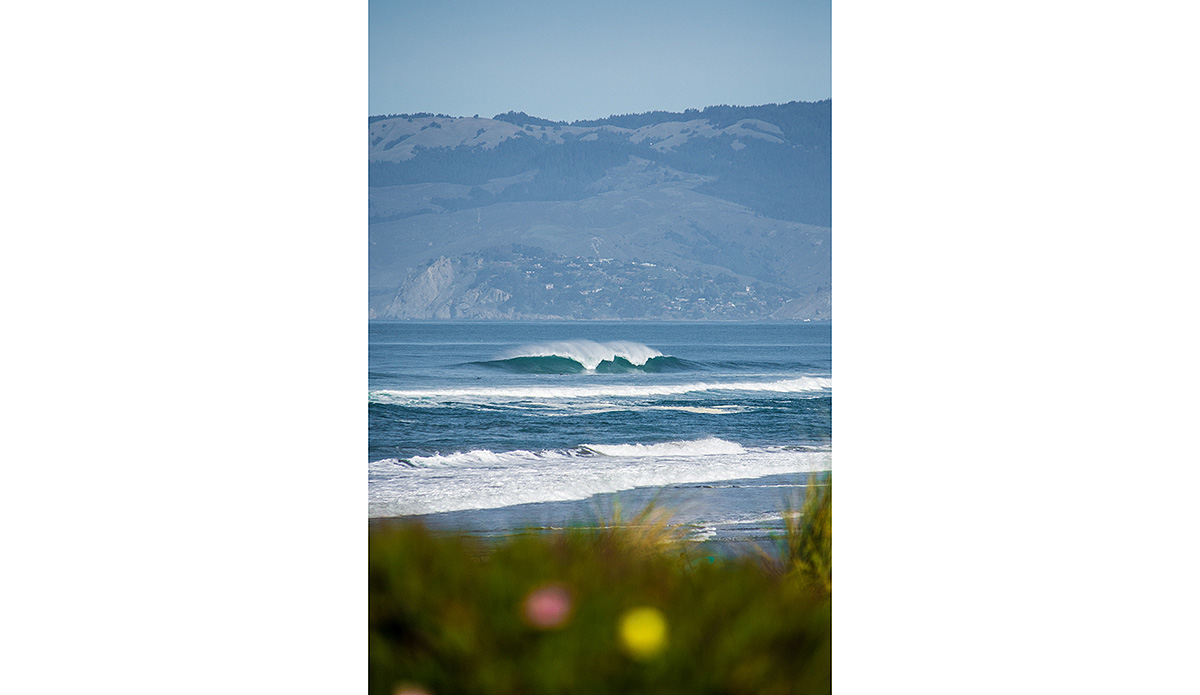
xmin=368 ymin=320 xmax=831 ymax=543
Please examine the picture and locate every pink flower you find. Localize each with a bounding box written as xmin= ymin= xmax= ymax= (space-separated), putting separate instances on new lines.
xmin=522 ymin=584 xmax=573 ymax=629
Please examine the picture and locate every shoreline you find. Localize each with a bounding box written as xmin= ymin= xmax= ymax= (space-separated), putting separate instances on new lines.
xmin=369 ymin=470 xmax=830 ymax=558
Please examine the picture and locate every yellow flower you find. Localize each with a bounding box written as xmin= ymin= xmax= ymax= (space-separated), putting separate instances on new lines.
xmin=619 ymin=607 xmax=667 ymax=658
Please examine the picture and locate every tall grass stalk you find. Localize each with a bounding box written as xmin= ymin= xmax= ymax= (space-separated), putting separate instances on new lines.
xmin=777 ymin=473 xmax=832 ymax=595
xmin=369 ymin=479 xmax=833 ymax=694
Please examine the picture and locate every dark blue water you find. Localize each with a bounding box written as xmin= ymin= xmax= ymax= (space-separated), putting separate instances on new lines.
xmin=368 ymin=321 xmax=831 ymax=519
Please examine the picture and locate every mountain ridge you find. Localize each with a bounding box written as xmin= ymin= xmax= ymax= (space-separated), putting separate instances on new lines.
xmin=369 ymin=101 xmax=830 ymax=320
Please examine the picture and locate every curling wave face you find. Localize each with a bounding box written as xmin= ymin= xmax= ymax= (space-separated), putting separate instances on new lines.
xmin=473 ymin=340 xmax=695 ymax=373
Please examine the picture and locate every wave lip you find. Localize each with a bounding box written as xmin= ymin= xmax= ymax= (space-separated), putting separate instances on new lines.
xmin=480 ymin=354 xmax=692 ymax=374
xmin=493 ymin=340 xmax=665 ymax=372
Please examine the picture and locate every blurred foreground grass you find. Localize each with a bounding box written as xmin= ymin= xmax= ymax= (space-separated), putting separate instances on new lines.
xmin=369 ymin=476 xmax=831 ymax=694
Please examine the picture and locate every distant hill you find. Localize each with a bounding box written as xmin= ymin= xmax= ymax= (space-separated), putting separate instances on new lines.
xmin=369 ymin=101 xmax=830 ymax=320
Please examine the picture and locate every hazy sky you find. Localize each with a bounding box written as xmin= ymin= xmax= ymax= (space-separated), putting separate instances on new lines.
xmin=369 ymin=0 xmax=830 ymax=122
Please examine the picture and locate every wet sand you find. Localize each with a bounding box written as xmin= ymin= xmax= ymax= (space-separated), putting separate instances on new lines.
xmin=370 ymin=470 xmax=829 ymax=560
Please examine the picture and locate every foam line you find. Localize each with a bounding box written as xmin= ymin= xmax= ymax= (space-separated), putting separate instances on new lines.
xmin=368 ymin=441 xmax=833 ymax=516
xmin=404 ymin=448 xmax=580 ymax=467
xmin=370 ymin=376 xmax=831 ymax=404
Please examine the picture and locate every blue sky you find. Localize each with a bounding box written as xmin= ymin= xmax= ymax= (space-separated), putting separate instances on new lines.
xmin=369 ymin=0 xmax=830 ymax=122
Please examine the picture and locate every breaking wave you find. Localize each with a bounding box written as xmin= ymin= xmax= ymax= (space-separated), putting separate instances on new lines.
xmin=475 ymin=340 xmax=694 ymax=373
xmin=399 ymin=448 xmax=583 ymax=468
xmin=383 ymin=437 xmax=746 ymax=468
xmin=478 ymin=354 xmax=694 ymax=374
xmin=580 ymin=437 xmax=745 ymax=457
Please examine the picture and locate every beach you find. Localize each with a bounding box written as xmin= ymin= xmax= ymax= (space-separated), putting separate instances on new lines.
xmin=370 ymin=470 xmax=830 ymax=560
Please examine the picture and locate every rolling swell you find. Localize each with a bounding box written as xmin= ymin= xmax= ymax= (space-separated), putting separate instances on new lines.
xmin=477 ymin=355 xmax=586 ymax=374
xmin=476 ymin=354 xmax=695 ymax=374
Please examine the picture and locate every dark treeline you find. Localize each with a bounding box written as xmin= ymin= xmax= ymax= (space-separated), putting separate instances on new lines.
xmin=369 ymin=112 xmax=457 ymax=124
xmin=370 ymin=100 xmax=830 ymax=136
xmin=571 ymin=101 xmax=830 ymax=149
xmin=498 ymin=100 xmax=829 ymax=138
xmin=492 ymin=111 xmax=569 ymax=128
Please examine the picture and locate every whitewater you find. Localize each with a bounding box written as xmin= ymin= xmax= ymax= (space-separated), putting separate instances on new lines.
xmin=369 ymin=376 xmax=831 ymax=405
xmin=495 ymin=339 xmax=664 ymax=370
xmin=368 ymin=321 xmax=832 ymax=534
